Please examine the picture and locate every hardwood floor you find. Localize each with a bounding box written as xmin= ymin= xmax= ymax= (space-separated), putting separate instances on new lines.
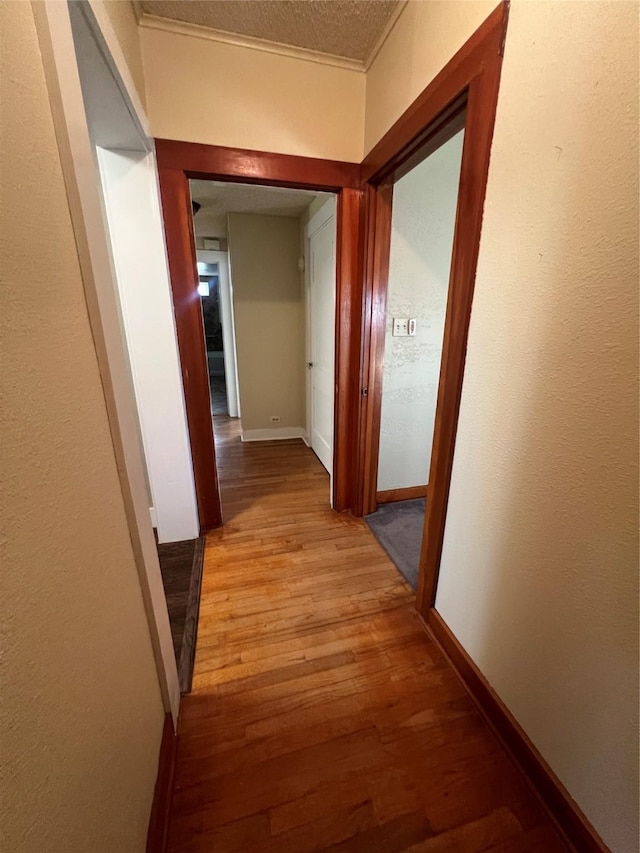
xmin=167 ymin=417 xmax=568 ymax=852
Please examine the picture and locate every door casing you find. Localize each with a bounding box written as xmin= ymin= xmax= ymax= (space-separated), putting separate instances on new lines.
xmin=155 ymin=141 xmax=364 ymax=530
xmin=355 ymin=2 xmax=509 ymax=620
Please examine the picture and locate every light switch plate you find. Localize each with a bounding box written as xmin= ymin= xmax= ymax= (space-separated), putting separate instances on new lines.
xmin=408 ymin=318 xmax=417 ymax=336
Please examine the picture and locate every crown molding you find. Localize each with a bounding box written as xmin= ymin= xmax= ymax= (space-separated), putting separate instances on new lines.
xmin=364 ymin=0 xmax=408 ymax=70
xmin=138 ymin=13 xmax=366 ymax=73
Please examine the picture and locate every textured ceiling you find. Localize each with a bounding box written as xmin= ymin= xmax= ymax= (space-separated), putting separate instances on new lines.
xmin=140 ymin=0 xmax=399 ymax=61
xmin=190 ymin=180 xmax=328 ymax=218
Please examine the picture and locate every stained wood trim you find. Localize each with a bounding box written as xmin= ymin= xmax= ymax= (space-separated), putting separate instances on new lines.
xmin=155 ymin=139 xmax=362 ymax=190
xmin=376 ymin=485 xmax=428 ymax=504
xmin=424 ymin=609 xmax=611 ymax=853
xmin=146 ymin=712 xmax=178 ymax=853
xmin=355 ymin=182 xmax=393 ymax=517
xmin=156 ymin=141 xmax=364 ymax=524
xmin=333 ymin=187 xmax=365 ymax=512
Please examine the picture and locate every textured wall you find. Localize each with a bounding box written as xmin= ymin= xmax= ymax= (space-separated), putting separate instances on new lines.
xmin=227 ymin=213 xmax=306 ymax=433
xmin=140 ymin=26 xmax=365 ymax=161
xmin=0 ymin=4 xmax=164 ymax=850
xmin=432 ymin=3 xmax=639 ymax=851
xmin=364 ymin=0 xmax=496 ymax=154
xmin=378 ymin=130 xmax=463 ymax=492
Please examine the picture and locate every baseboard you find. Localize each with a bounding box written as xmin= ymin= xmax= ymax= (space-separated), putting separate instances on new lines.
xmin=376 ymin=485 xmax=428 ymax=504
xmin=423 ymin=608 xmax=610 ymax=853
xmin=241 ymin=426 xmax=306 ymax=442
xmin=146 ymin=712 xmax=178 ymax=853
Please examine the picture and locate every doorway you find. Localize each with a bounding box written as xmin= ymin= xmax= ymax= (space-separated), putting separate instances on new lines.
xmin=364 ymin=128 xmax=465 ymax=590
xmin=196 ymin=252 xmax=239 ymax=419
xmin=187 ymin=180 xmax=338 ymax=514
xmin=155 ymin=141 xmax=363 ymax=530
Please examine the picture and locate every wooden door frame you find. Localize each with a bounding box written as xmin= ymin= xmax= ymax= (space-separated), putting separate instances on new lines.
xmin=355 ymin=2 xmax=509 ymax=620
xmin=155 ymin=140 xmax=363 ymax=531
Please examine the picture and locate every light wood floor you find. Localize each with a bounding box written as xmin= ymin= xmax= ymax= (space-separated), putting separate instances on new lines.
xmin=167 ymin=417 xmax=567 ymax=852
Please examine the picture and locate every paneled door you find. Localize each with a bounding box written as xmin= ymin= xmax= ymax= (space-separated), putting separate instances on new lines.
xmin=306 ymin=198 xmax=336 ymax=477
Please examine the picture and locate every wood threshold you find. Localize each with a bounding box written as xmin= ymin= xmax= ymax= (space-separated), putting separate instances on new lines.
xmin=146 ymin=712 xmax=178 ymax=853
xmin=423 ymin=609 xmax=611 ymax=853
xmin=376 ymin=485 xmax=428 ymax=504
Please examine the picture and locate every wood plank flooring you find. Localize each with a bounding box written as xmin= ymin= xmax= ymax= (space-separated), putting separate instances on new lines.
xmin=167 ymin=416 xmax=568 ymax=852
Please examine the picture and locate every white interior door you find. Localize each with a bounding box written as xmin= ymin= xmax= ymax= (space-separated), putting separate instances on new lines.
xmin=306 ymin=199 xmax=336 ymax=476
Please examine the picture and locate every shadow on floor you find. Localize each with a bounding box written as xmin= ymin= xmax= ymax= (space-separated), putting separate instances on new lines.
xmin=210 ymin=374 xmax=227 ymax=415
xmin=156 ymin=536 xmax=205 ymax=693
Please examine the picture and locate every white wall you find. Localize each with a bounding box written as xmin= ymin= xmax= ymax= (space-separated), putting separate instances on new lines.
xmin=140 ymin=25 xmax=365 ymax=162
xmin=98 ymin=149 xmax=199 ymax=543
xmin=377 ymin=130 xmax=464 ymax=492
xmin=431 ymin=4 xmax=638 ymax=851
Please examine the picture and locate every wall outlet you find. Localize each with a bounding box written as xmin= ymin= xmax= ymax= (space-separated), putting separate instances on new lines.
xmin=270 ymin=415 xmax=281 ymax=423
xmin=408 ymin=318 xmax=417 ymax=336
xmin=392 ymin=318 xmax=409 ymax=337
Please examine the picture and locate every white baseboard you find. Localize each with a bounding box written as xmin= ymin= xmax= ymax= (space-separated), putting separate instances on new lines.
xmin=149 ymin=506 xmax=157 ymax=528
xmin=302 ymin=432 xmax=310 ymax=447
xmin=241 ymin=426 xmax=306 ymax=443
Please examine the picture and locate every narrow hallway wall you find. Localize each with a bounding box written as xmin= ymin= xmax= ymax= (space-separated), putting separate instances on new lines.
xmin=1 ymin=4 xmax=165 ymax=849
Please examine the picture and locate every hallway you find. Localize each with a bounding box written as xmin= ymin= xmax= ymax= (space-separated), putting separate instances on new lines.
xmin=166 ymin=419 xmax=567 ymax=852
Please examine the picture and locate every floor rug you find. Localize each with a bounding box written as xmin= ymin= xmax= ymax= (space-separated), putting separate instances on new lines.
xmin=365 ymin=498 xmax=426 ymax=590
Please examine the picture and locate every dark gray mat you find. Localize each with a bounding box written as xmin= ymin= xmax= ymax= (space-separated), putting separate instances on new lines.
xmin=157 ymin=536 xmax=205 ymax=694
xmin=365 ymin=498 xmax=426 ymax=590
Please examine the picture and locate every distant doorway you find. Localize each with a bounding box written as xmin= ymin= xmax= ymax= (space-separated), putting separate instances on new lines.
xmin=187 ymin=180 xmax=338 ymax=517
xmin=195 ymin=249 xmax=240 ymax=420
xmin=156 ymin=141 xmax=363 ymax=530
